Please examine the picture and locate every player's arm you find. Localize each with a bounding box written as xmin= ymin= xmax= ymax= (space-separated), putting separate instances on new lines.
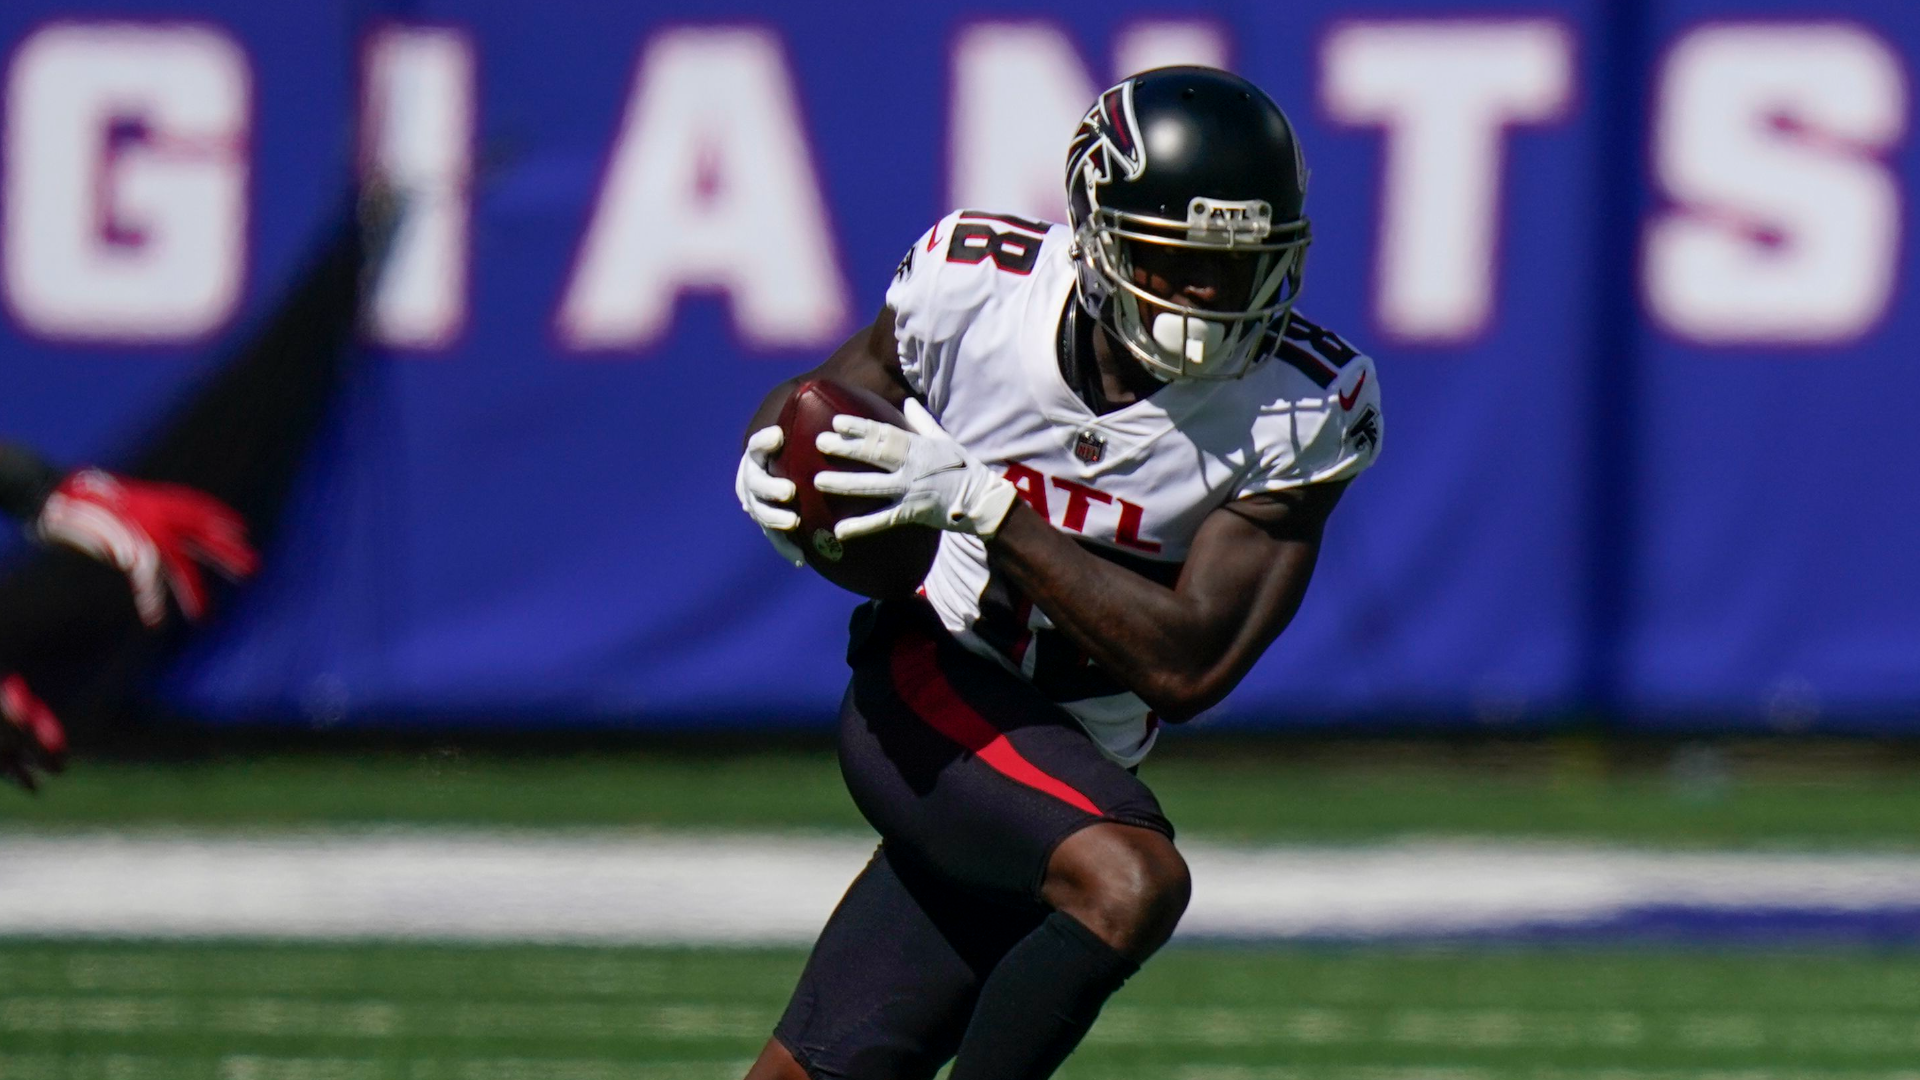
xmin=0 ymin=443 xmax=65 ymax=521
xmin=815 ymin=397 xmax=1350 ymax=721
xmin=988 ymin=483 xmax=1346 ymax=722
xmin=741 ymin=307 xmax=911 ymax=441
xmin=736 ymin=308 xmax=911 ymax=564
xmin=0 ymin=442 xmax=256 ymax=627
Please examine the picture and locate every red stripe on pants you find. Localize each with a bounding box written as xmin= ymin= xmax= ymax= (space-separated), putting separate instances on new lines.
xmin=890 ymin=632 xmax=1103 ymax=816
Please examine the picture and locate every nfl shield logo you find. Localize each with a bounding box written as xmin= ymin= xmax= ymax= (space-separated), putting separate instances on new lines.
xmin=1072 ymin=430 xmax=1106 ymax=464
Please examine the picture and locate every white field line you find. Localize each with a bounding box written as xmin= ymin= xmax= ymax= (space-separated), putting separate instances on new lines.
xmin=7 ymin=995 xmax=1920 ymax=1053
xmin=4 ymin=831 xmax=1920 ymax=943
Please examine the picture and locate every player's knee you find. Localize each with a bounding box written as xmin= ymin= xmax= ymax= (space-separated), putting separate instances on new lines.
xmin=1044 ymin=823 xmax=1190 ymax=958
xmin=743 ymin=1038 xmax=812 ymax=1080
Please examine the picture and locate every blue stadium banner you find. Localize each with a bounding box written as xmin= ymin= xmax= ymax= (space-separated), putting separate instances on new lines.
xmin=1621 ymin=0 xmax=1920 ymax=728
xmin=0 ymin=1 xmax=1912 ymax=729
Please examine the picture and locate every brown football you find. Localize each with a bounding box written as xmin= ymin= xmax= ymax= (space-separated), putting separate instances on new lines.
xmin=771 ymin=379 xmax=941 ymax=599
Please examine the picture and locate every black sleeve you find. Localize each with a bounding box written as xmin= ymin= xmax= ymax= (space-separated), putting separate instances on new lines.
xmin=0 ymin=443 xmax=63 ymax=523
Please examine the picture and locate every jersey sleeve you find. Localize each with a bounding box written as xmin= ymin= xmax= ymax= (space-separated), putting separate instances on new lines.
xmin=882 ymin=210 xmax=1013 ymax=412
xmin=1236 ymin=352 xmax=1384 ymax=498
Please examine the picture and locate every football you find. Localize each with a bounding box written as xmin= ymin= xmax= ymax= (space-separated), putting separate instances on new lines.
xmin=771 ymin=379 xmax=941 ymax=599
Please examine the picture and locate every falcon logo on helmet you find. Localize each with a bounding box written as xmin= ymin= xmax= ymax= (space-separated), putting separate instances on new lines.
xmin=1068 ymin=82 xmax=1147 ymax=184
xmin=1066 ymin=67 xmax=1313 ymax=383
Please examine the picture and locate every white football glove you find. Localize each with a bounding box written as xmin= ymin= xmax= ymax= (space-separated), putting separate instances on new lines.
xmin=814 ymin=399 xmax=1017 ymax=540
xmin=734 ymin=426 xmax=805 ymax=567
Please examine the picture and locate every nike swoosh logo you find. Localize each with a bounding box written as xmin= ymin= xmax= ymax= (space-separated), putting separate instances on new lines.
xmin=1338 ymin=370 xmax=1367 ymax=411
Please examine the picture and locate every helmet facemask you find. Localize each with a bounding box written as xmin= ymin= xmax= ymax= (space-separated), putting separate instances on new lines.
xmin=1073 ymin=182 xmax=1310 ymax=382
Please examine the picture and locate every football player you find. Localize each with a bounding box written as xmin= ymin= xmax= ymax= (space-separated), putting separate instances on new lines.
xmin=0 ymin=183 xmax=395 ymax=793
xmin=735 ymin=67 xmax=1381 ymax=1080
xmin=0 ymin=446 xmax=256 ymax=790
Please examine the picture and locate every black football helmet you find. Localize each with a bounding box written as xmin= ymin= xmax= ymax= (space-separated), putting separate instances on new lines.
xmin=1066 ymin=66 xmax=1311 ymax=381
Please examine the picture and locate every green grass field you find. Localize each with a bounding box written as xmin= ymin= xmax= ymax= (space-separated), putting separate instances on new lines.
xmin=8 ymin=743 xmax=1920 ymax=1077
xmin=4 ymin=943 xmax=1919 ymax=1079
xmin=9 ymin=740 xmax=1920 ymax=847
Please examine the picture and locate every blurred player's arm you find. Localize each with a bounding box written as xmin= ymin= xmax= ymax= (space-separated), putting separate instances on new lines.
xmin=0 ymin=673 xmax=64 ymax=792
xmin=0 ymin=444 xmax=70 ymax=792
xmin=0 ymin=444 xmax=258 ymax=793
xmin=0 ymin=443 xmax=64 ymax=521
xmin=0 ymin=442 xmax=257 ymax=628
xmin=989 ymin=483 xmax=1346 ymax=722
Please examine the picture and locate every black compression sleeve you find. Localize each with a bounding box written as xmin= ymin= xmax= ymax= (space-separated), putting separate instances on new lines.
xmin=0 ymin=444 xmax=63 ymax=523
xmin=947 ymin=910 xmax=1139 ymax=1080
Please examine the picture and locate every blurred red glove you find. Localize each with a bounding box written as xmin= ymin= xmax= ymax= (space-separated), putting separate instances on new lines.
xmin=34 ymin=469 xmax=259 ymax=627
xmin=0 ymin=673 xmax=65 ymax=793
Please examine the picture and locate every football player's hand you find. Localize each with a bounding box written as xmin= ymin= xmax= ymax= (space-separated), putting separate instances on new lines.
xmin=34 ymin=470 xmax=258 ymax=628
xmin=735 ymin=426 xmax=805 ymax=567
xmin=815 ymin=399 xmax=1017 ymax=540
xmin=0 ymin=674 xmax=66 ymax=794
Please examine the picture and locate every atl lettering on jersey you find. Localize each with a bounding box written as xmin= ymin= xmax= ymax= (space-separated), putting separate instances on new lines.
xmin=888 ymin=209 xmax=1383 ymax=766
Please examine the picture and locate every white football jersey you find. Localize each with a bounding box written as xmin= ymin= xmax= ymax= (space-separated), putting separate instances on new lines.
xmin=885 ymin=209 xmax=1382 ymax=766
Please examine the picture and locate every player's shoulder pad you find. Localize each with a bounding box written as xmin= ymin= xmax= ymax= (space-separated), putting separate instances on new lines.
xmin=1245 ymin=312 xmax=1383 ymax=487
xmin=1261 ymin=312 xmax=1371 ymax=395
xmin=885 ymin=209 xmax=1061 ymax=343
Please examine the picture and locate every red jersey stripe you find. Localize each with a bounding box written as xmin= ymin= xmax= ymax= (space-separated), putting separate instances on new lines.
xmin=890 ymin=633 xmax=1103 ymax=816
